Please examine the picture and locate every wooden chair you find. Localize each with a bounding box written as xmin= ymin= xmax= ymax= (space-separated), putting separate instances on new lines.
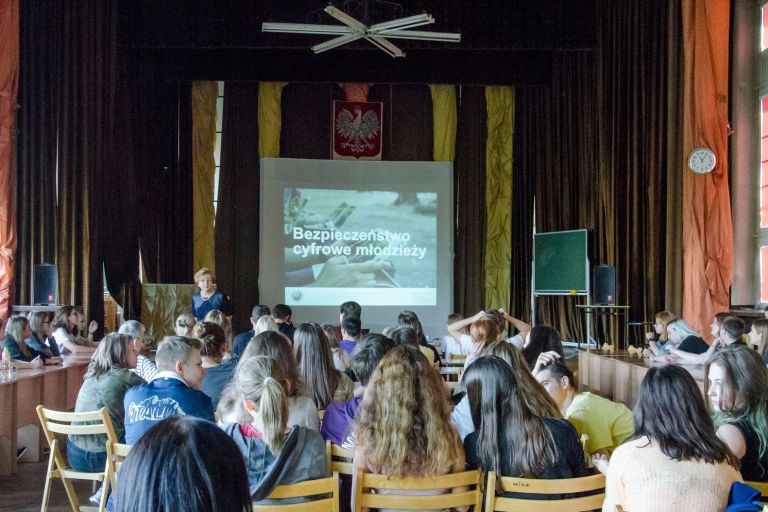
xmin=37 ymin=405 xmax=118 ymax=512
xmin=484 ymin=471 xmax=605 ymax=512
xmin=103 ymin=442 xmax=132 ymax=501
xmin=252 ymin=472 xmax=340 ymax=512
xmin=745 ymin=480 xmax=768 ymax=499
xmin=615 ymin=506 xmax=625 ymax=512
xmin=327 ymin=441 xmax=354 ymax=475
xmin=354 ymin=468 xmax=483 ymax=512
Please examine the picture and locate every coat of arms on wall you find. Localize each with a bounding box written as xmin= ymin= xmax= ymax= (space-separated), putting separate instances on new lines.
xmin=332 ymin=100 xmax=383 ymax=160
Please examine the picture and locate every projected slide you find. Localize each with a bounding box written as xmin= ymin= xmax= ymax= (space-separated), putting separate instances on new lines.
xmin=259 ymin=158 xmax=453 ymax=335
xmin=284 ymin=188 xmax=437 ymax=306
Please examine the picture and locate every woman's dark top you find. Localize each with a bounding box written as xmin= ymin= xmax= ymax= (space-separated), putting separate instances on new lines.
xmin=200 ymin=358 xmax=237 ymax=409
xmin=25 ymin=334 xmax=59 ymax=358
xmin=677 ymin=335 xmax=709 ymax=354
xmin=191 ymin=290 xmax=232 ymax=321
xmin=464 ymin=417 xmax=588 ymax=498
xmin=3 ymin=335 xmax=38 ymax=362
xmin=732 ymin=419 xmax=768 ymax=482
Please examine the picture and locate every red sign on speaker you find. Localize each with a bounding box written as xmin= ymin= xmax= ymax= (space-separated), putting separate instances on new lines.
xmin=332 ymin=101 xmax=383 ymax=160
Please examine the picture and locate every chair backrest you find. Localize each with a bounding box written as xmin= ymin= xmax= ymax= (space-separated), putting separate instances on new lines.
xmin=328 ymin=441 xmax=354 ymax=475
xmin=37 ymin=405 xmax=118 ymax=450
xmin=484 ymin=471 xmax=606 ymax=512
xmin=354 ymin=468 xmax=483 ymax=512
xmin=252 ymin=472 xmax=340 ymax=512
xmin=745 ymin=480 xmax=768 ymax=499
xmin=106 ymin=442 xmax=133 ymax=492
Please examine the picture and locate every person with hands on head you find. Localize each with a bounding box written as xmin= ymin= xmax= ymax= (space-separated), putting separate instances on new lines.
xmin=497 ymin=308 xmax=532 ymax=349
xmin=446 ymin=310 xmax=487 ymax=357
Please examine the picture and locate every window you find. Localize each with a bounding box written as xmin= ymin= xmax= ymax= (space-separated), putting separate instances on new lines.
xmin=214 ymin=81 xmax=224 ymax=215
xmin=762 ymin=3 xmax=768 ymax=51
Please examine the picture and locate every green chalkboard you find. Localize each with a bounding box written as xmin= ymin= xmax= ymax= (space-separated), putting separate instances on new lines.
xmin=533 ymin=230 xmax=588 ymax=294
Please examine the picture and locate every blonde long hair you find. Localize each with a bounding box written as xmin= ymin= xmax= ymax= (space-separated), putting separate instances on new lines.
xmin=353 ymin=345 xmax=463 ymax=478
xmin=6 ymin=316 xmax=31 ymax=357
xmin=236 ymin=356 xmax=289 ymax=455
xmin=655 ymin=311 xmax=676 ymax=342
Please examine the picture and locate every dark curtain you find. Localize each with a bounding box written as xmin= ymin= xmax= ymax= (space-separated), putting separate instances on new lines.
xmin=453 ymin=86 xmax=487 ymax=316
xmin=369 ymin=85 xmax=433 ymax=161
xmin=216 ymin=82 xmax=261 ymax=334
xmin=597 ymin=0 xmax=682 ymax=326
xmin=16 ymin=0 xmax=58 ymax=305
xmin=280 ymin=83 xmax=340 ymax=159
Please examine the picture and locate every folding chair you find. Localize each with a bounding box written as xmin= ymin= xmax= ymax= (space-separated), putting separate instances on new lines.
xmin=328 ymin=441 xmax=354 ymax=475
xmin=36 ymin=405 xmax=118 ymax=512
xmin=484 ymin=471 xmax=605 ymax=512
xmin=354 ymin=468 xmax=483 ymax=511
xmin=252 ymin=472 xmax=340 ymax=512
xmin=103 ymin=442 xmax=132 ymax=502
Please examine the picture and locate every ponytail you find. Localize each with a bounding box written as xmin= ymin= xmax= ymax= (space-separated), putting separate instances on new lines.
xmin=236 ymin=357 xmax=289 ymax=455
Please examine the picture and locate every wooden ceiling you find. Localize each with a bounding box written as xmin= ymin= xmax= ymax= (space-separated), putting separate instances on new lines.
xmin=119 ymin=0 xmax=597 ymax=85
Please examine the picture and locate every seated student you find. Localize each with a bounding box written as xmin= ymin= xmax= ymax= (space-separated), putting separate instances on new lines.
xmin=294 ymin=322 xmax=354 ymax=410
xmin=50 ymin=305 xmax=97 ymax=355
xmin=446 ymin=312 xmax=501 ymax=368
xmin=203 ymin=309 xmax=232 ymax=353
xmin=197 ymin=321 xmax=236 ymax=409
xmin=173 ymin=313 xmax=196 ymax=338
xmin=397 ymin=310 xmax=440 ymax=365
xmin=3 ymin=315 xmax=47 ymax=366
xmin=463 ymin=355 xmax=587 ymax=494
xmin=339 ymin=315 xmax=362 ymax=356
xmin=451 ymin=341 xmax=561 ymax=441
xmin=390 ymin=325 xmax=437 ymax=365
xmin=523 ymin=325 xmax=565 ymax=371
xmin=114 ymin=416 xmax=252 ymax=512
xmin=273 ymin=303 xmax=296 ymax=342
xmin=446 ymin=310 xmax=486 ymax=357
xmin=669 ymin=315 xmax=746 ymax=365
xmin=232 ymin=304 xmax=272 ymax=360
xmin=352 ymin=345 xmax=467 ymax=512
xmin=535 ymin=361 xmax=633 ymax=455
xmin=118 ymin=320 xmax=156 ymax=381
xmin=707 ymin=345 xmax=768 ymax=481
xmin=645 ymin=310 xmax=676 ymax=355
xmin=124 ymin=336 xmax=214 ymax=445
xmin=322 ymin=322 xmax=350 ymax=372
xmin=601 ymin=365 xmax=741 ymax=512
xmin=497 ymin=308 xmax=532 ymax=349
xmin=747 ymin=318 xmax=768 ymax=364
xmin=69 ymin=333 xmax=142 ymax=504
xmin=321 ymin=333 xmax=395 ymax=447
xmin=25 ymin=311 xmax=62 ymax=362
xmin=218 ymin=331 xmax=320 ymax=430
xmin=223 ymin=356 xmax=329 ymax=502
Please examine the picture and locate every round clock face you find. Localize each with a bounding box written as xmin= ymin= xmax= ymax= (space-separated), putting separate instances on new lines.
xmin=688 ymin=147 xmax=716 ymax=174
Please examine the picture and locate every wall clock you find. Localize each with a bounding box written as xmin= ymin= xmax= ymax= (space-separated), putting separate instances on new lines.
xmin=688 ymin=147 xmax=716 ymax=174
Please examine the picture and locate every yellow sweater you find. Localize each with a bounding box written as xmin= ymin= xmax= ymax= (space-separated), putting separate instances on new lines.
xmin=602 ymin=436 xmax=741 ymax=512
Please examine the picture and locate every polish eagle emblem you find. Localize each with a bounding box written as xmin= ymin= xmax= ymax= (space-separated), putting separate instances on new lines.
xmin=336 ymin=107 xmax=380 ymax=153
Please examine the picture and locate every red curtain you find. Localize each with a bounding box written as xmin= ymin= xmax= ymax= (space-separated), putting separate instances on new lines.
xmin=681 ymin=0 xmax=732 ymax=337
xmin=0 ymin=0 xmax=19 ymax=322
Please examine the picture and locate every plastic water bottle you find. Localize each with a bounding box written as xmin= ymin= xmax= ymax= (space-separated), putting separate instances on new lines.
xmin=1 ymin=347 xmax=11 ymax=382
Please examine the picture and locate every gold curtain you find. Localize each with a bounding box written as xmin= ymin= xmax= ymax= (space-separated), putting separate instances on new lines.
xmin=258 ymin=82 xmax=286 ymax=158
xmin=484 ymin=86 xmax=515 ymax=310
xmin=429 ymin=85 xmax=457 ymax=162
xmin=191 ymin=81 xmax=218 ymax=275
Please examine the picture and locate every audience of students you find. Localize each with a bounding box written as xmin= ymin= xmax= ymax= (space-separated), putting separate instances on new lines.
xmin=232 ymin=304 xmax=272 ymax=359
xmin=321 ymin=333 xmax=395 ymax=447
xmin=463 ymin=355 xmax=587 ymax=494
xmin=535 ymin=361 xmax=634 ymax=455
xmin=601 ymin=365 xmax=741 ymax=512
xmin=352 ymin=345 xmax=466 ymax=512
xmin=70 ymin=333 xmax=143 ymax=504
xmin=294 ymin=322 xmax=355 ymax=410
xmin=197 ymin=321 xmax=237 ymax=409
xmin=51 ymin=305 xmax=97 ymax=355
xmin=124 ymin=336 xmax=214 ymax=444
xmin=707 ymin=345 xmax=768 ymax=482
xmin=223 ymin=355 xmax=329 ymax=502
xmin=118 ymin=320 xmax=156 ymax=381
xmin=114 ymin=416 xmax=252 ymax=512
xmin=191 ymin=267 xmax=232 ymax=322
